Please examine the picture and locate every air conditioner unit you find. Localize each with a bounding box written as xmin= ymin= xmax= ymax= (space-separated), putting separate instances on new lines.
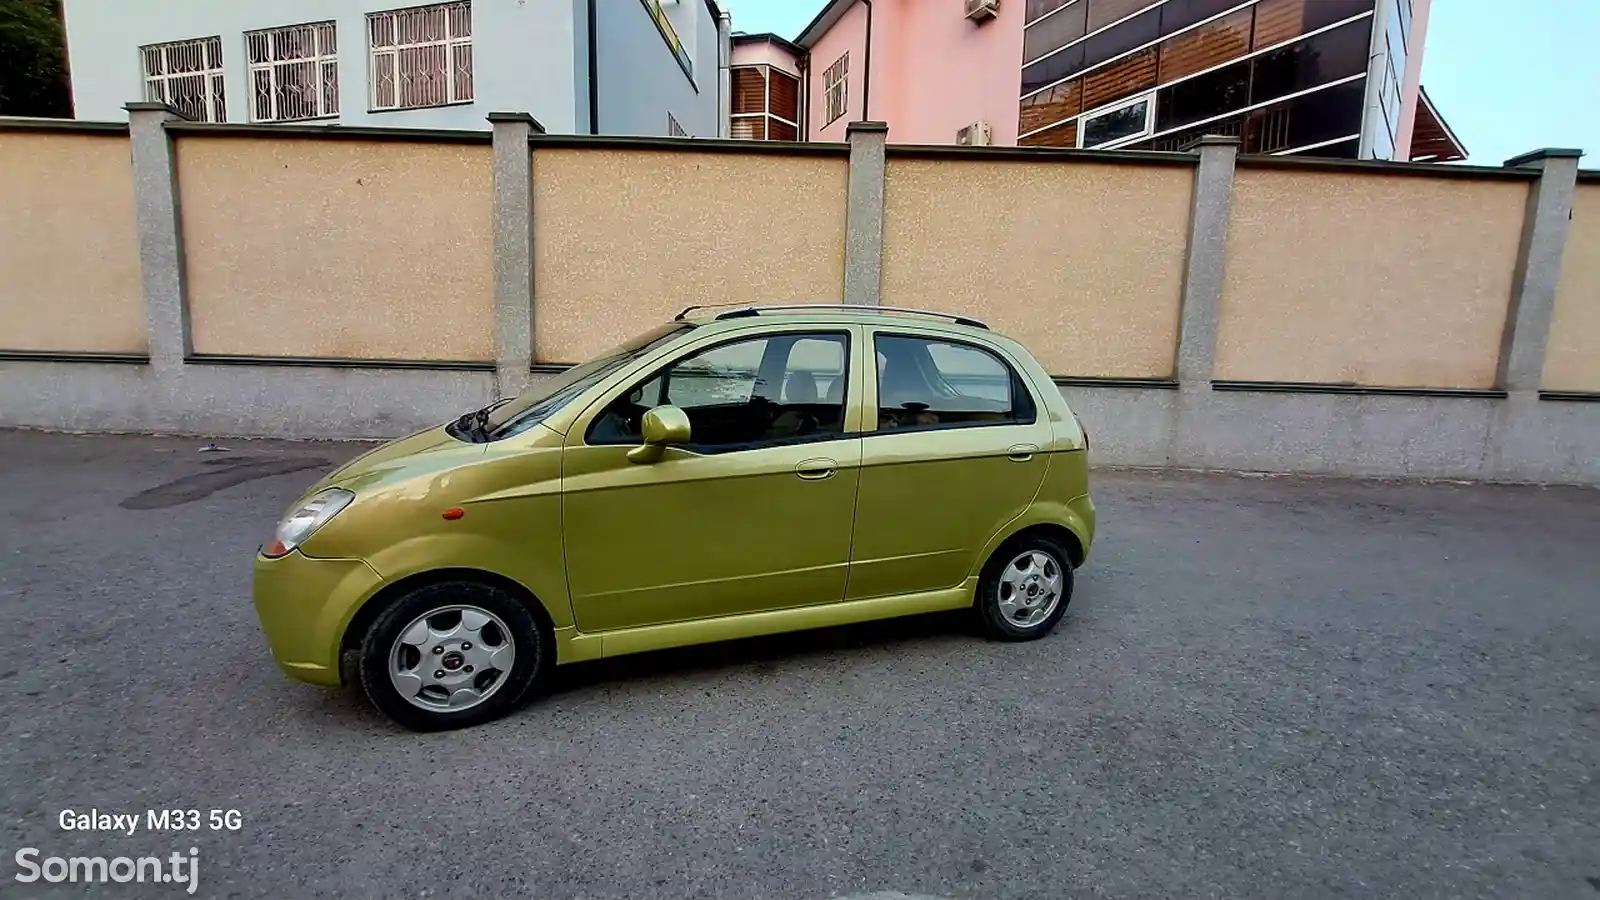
xmin=956 ymin=121 xmax=993 ymax=147
xmin=965 ymin=0 xmax=1000 ymax=22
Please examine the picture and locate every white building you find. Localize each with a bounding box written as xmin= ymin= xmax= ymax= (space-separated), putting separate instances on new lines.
xmin=61 ymin=0 xmax=731 ymax=137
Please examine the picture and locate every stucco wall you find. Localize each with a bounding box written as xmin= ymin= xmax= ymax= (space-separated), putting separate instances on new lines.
xmin=880 ymin=158 xmax=1193 ymax=378
xmin=596 ymin=1 xmax=721 ymax=137
xmin=1543 ymin=183 xmax=1600 ymax=392
xmin=891 ymin=0 xmax=1026 ymax=146
xmin=807 ymin=1 xmax=891 ymax=143
xmin=1217 ymin=167 xmax=1525 ymax=388
xmin=794 ymin=0 xmax=1034 ymax=147
xmin=175 ymin=135 xmax=495 ymax=361
xmin=532 ymin=148 xmax=849 ymax=363
xmin=731 ymin=40 xmax=802 ymax=77
xmin=0 ymin=131 xmax=145 ymax=353
xmin=61 ymin=0 xmax=580 ymax=132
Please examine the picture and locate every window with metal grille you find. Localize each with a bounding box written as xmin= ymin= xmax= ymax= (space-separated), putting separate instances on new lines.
xmin=368 ymin=1 xmax=473 ymax=111
xmin=141 ymin=36 xmax=226 ymax=123
xmin=823 ymin=53 xmax=848 ymax=126
xmin=247 ymin=22 xmax=339 ymax=122
xmin=668 ymin=112 xmax=688 ymax=136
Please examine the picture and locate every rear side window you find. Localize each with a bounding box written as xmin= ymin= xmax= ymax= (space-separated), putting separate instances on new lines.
xmin=874 ymin=335 xmax=1036 ymax=432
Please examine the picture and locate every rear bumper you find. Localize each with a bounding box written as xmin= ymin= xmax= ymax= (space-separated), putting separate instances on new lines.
xmin=1068 ymin=492 xmax=1096 ymax=566
xmin=252 ymin=551 xmax=385 ymax=687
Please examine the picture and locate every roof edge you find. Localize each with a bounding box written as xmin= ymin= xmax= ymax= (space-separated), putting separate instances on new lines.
xmin=1417 ymin=85 xmax=1468 ymax=161
xmin=730 ymin=30 xmax=806 ymax=57
xmin=795 ymin=0 xmax=856 ymax=48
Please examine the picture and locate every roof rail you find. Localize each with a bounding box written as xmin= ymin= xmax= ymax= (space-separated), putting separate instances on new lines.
xmin=678 ymin=304 xmax=989 ymax=330
xmin=674 ymin=302 xmax=746 ymax=321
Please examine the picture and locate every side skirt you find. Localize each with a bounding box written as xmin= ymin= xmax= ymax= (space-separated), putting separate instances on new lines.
xmin=552 ymin=580 xmax=979 ymax=664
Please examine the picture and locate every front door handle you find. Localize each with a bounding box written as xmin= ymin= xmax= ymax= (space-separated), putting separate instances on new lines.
xmin=1007 ymin=443 xmax=1039 ymax=462
xmin=796 ymin=458 xmax=837 ymax=480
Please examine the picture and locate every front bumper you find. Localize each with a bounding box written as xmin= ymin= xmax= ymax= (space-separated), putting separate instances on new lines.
xmin=252 ymin=550 xmax=385 ymax=687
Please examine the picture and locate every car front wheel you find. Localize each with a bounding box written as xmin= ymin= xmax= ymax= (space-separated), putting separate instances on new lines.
xmin=975 ymin=534 xmax=1074 ymax=641
xmin=357 ymin=580 xmax=549 ymax=731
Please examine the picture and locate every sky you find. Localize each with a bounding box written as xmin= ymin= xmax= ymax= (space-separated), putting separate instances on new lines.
xmin=722 ymin=0 xmax=1600 ymax=165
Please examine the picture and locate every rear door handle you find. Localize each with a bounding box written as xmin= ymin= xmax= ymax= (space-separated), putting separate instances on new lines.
xmin=1007 ymin=443 xmax=1039 ymax=462
xmin=796 ymin=458 xmax=837 ymax=480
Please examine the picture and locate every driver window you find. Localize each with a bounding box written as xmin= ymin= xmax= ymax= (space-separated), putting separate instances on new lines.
xmin=588 ymin=332 xmax=851 ymax=451
xmin=874 ymin=335 xmax=1035 ymax=432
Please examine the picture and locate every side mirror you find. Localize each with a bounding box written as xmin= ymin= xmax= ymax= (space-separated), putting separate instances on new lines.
xmin=627 ymin=406 xmax=691 ymax=464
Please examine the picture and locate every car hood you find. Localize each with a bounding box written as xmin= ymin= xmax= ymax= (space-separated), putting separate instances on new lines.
xmin=308 ymin=425 xmax=485 ymax=495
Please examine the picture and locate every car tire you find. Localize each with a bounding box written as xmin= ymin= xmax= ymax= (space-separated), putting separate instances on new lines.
xmin=357 ymin=580 xmax=550 ymax=732
xmin=975 ymin=534 xmax=1074 ymax=642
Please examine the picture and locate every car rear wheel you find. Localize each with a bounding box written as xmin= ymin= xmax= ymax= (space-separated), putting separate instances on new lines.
xmin=357 ymin=580 xmax=549 ymax=731
xmin=975 ymin=534 xmax=1073 ymax=641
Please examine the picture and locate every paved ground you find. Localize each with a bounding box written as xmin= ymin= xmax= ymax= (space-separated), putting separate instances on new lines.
xmin=0 ymin=430 xmax=1596 ymax=899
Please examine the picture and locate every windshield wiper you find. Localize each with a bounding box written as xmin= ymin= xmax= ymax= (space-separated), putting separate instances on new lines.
xmin=453 ymin=397 xmax=514 ymax=443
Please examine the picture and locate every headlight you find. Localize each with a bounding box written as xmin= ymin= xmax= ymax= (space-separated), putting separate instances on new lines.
xmin=262 ymin=488 xmax=355 ymax=558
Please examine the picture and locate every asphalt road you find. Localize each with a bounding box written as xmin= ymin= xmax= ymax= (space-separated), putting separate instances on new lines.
xmin=0 ymin=430 xmax=1596 ymax=899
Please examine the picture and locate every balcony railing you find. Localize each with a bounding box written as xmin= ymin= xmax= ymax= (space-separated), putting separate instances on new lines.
xmin=640 ymin=0 xmax=693 ymax=81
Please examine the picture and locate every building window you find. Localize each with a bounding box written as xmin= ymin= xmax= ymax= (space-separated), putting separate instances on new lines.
xmin=141 ymin=36 xmax=226 ymax=123
xmin=823 ymin=53 xmax=849 ymax=126
xmin=1020 ymin=0 xmax=1375 ymax=97
xmin=1019 ymin=1 xmax=1378 ymax=150
xmin=1124 ymin=77 xmax=1366 ymax=156
xmin=668 ymin=112 xmax=688 ymax=136
xmin=1079 ymin=91 xmax=1154 ymax=147
xmin=730 ymin=65 xmax=800 ymax=142
xmin=369 ymin=1 xmax=473 ymax=111
xmin=246 ymin=22 xmax=339 ymax=122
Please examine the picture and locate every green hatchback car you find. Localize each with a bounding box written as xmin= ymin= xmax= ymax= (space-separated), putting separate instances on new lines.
xmin=254 ymin=305 xmax=1096 ymax=730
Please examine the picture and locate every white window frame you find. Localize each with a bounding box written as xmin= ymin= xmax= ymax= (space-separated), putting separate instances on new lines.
xmin=140 ymin=36 xmax=226 ymax=123
xmin=368 ymin=1 xmax=473 ymax=112
xmin=246 ymin=21 xmax=339 ymax=123
xmin=1024 ymin=0 xmax=1266 ymax=102
xmin=1102 ymin=72 xmax=1368 ymax=152
xmin=1023 ymin=0 xmax=1166 ymax=68
xmin=1272 ymin=133 xmax=1361 ymax=156
xmin=1077 ymin=91 xmax=1156 ymax=148
xmin=823 ymin=52 xmax=849 ymax=126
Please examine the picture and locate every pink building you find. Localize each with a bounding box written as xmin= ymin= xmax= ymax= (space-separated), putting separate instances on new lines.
xmin=730 ymin=0 xmax=1464 ymax=161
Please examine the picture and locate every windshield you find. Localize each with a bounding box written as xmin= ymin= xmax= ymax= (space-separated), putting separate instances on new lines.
xmin=481 ymin=322 xmax=692 ymax=439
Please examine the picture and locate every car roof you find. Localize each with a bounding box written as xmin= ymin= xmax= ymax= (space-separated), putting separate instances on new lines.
xmin=676 ymin=304 xmax=994 ymax=336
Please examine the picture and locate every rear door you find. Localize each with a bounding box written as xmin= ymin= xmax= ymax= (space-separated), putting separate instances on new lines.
xmin=847 ymin=329 xmax=1053 ymax=601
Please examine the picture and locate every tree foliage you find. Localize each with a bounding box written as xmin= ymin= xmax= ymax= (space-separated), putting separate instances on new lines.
xmin=0 ymin=0 xmax=72 ymax=118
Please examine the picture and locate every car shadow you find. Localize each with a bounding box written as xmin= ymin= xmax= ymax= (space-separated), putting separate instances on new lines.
xmin=284 ymin=610 xmax=978 ymax=735
xmin=545 ymin=609 xmax=975 ymax=697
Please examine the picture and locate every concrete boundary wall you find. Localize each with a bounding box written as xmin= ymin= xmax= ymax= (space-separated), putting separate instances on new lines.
xmin=0 ymin=108 xmax=1595 ymax=484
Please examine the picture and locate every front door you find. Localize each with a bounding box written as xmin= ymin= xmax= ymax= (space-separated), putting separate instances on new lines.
xmin=847 ymin=330 xmax=1054 ymax=601
xmin=562 ymin=327 xmax=865 ymax=633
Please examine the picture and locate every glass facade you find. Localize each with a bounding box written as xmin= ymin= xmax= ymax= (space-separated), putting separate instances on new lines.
xmin=1373 ymin=0 xmax=1410 ymax=159
xmin=1020 ymin=0 xmax=1381 ymax=157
